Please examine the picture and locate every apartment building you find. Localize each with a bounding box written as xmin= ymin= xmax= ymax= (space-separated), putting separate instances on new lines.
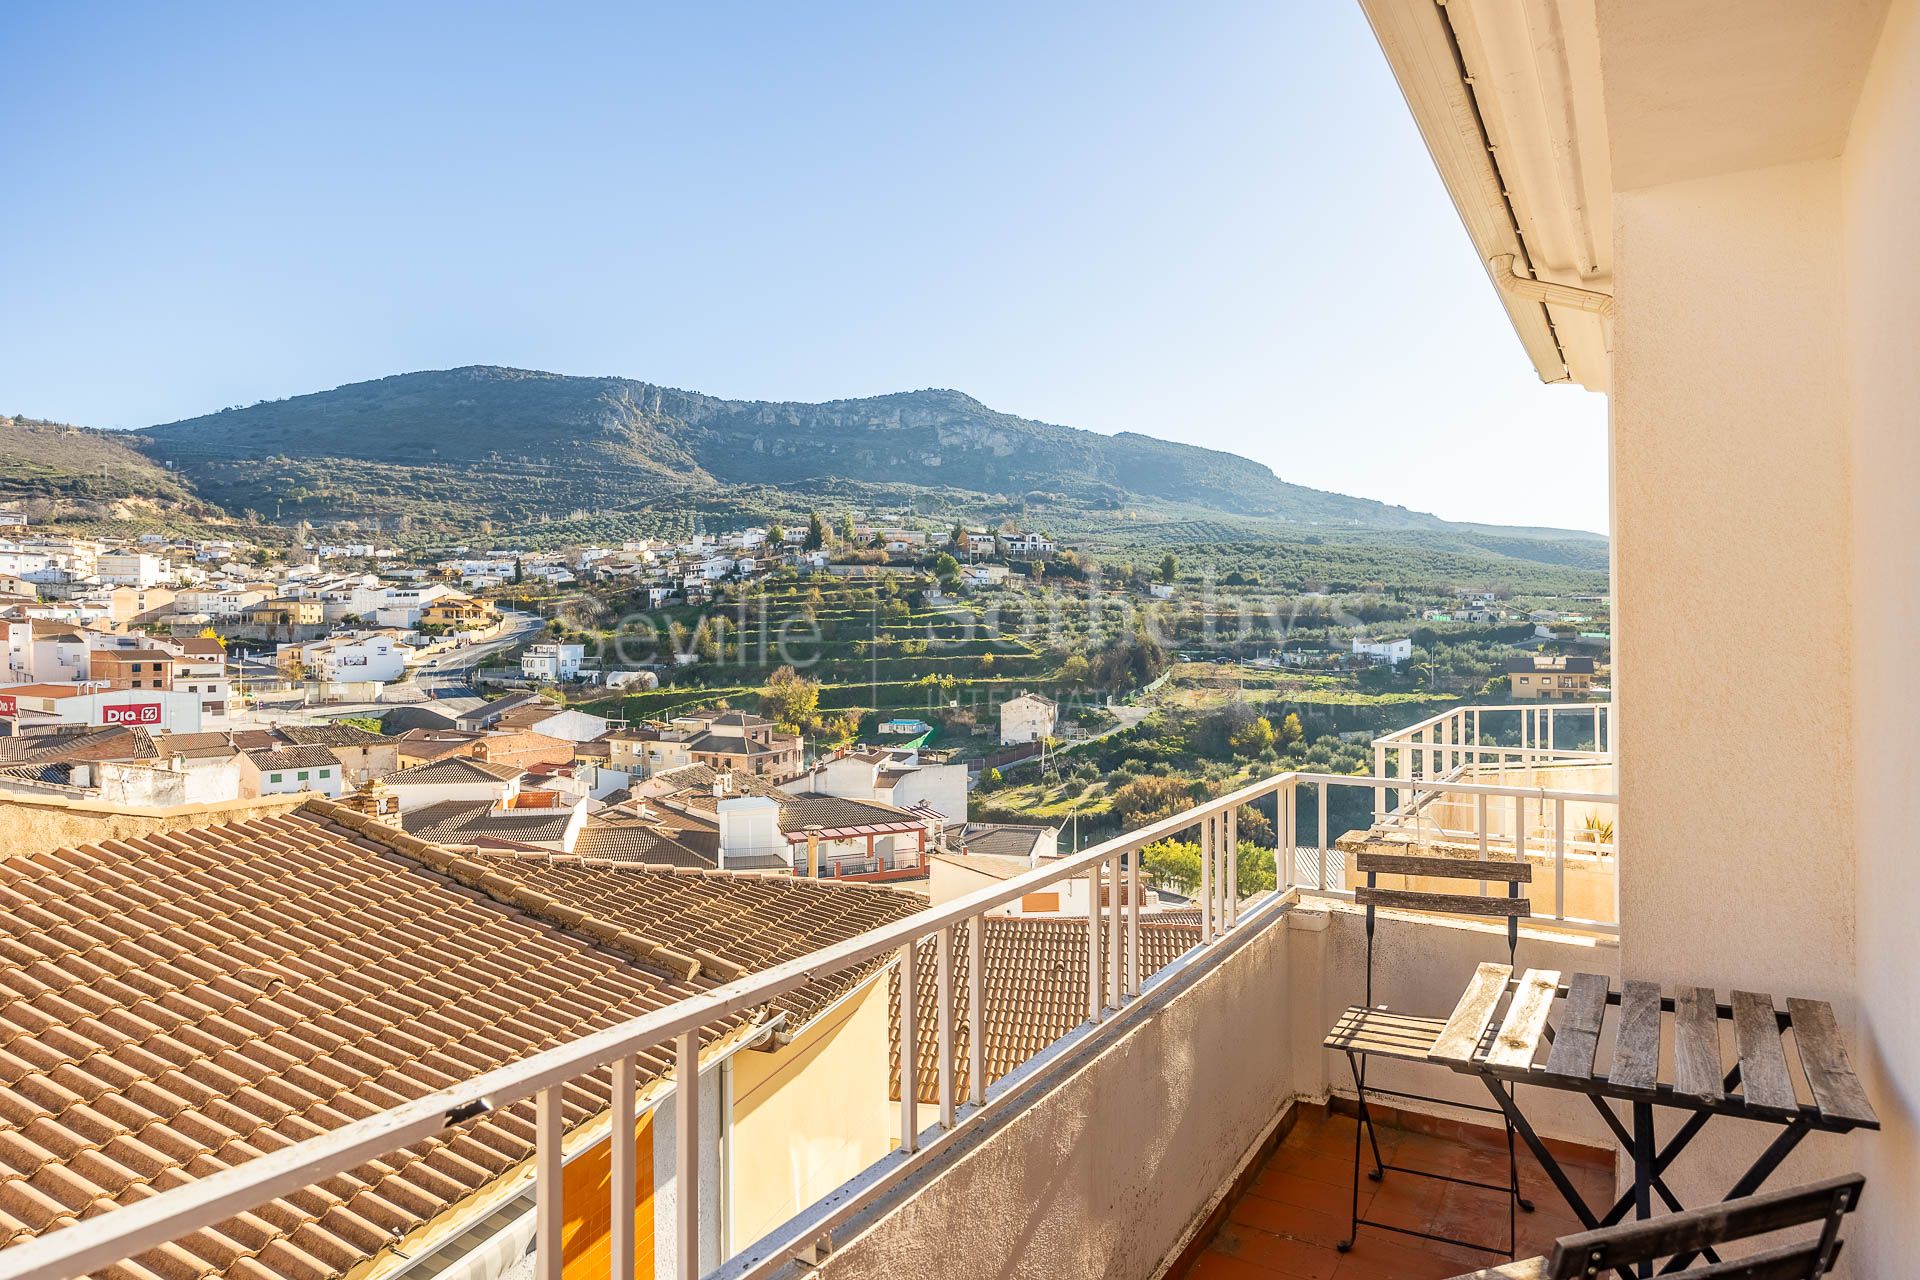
xmin=171 ymin=635 xmax=231 ymax=716
xmin=87 ymin=646 xmax=175 ymax=691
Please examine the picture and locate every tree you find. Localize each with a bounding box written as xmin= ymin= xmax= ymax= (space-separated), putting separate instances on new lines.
xmin=978 ymin=651 xmax=996 ymax=673
xmin=760 ymin=665 xmax=822 ymax=734
xmin=1229 ymin=715 xmax=1276 ymax=756
xmin=1142 ymin=840 xmax=1203 ymax=895
xmin=1158 ymin=552 xmax=1178 ymax=584
xmin=513 ymin=558 xmax=524 ymax=584
xmin=949 ymin=522 xmax=966 ymax=549
xmin=1059 ymin=654 xmax=1091 ymax=686
xmin=1235 ymin=803 xmax=1275 ymax=846
xmin=932 ymin=552 xmax=961 ymax=589
xmin=820 ymin=710 xmax=862 ymax=749
xmin=836 ymin=512 xmax=857 ymax=544
xmin=1142 ymin=837 xmax=1277 ymax=898
xmin=804 ymin=510 xmax=826 ymax=551
xmin=767 ymin=521 xmax=786 ymax=545
xmin=1111 ymin=775 xmax=1199 ymax=827
xmin=1277 ymin=711 xmax=1306 ymax=750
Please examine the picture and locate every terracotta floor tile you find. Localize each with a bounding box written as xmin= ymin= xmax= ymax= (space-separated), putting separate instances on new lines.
xmin=1250 ymin=1168 xmax=1372 ymax=1220
xmin=1173 ymin=1110 xmax=1615 ymax=1280
xmin=1186 ymin=1248 xmax=1290 ymax=1279
xmin=1208 ymin=1224 xmax=1343 ymax=1280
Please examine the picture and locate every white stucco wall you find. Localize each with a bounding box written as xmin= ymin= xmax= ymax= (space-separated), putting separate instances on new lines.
xmin=1839 ymin=0 xmax=1920 ymax=1263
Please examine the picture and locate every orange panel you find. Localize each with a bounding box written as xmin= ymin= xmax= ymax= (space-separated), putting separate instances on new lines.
xmin=1020 ymin=892 xmax=1060 ymax=913
xmin=562 ymin=1111 xmax=654 ymax=1280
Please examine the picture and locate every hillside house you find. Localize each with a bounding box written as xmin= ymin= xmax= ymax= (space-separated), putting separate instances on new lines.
xmin=998 ymin=691 xmax=1057 ymax=745
xmin=1507 ymin=653 xmax=1599 ymax=700
xmin=1350 ymin=635 xmax=1413 ymax=665
xmin=521 ymin=641 xmax=585 ymax=682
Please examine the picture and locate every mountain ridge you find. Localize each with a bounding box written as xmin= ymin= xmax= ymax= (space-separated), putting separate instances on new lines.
xmin=133 ymin=364 xmax=1594 ymax=541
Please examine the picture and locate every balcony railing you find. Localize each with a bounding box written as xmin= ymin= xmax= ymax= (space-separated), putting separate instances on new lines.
xmin=1372 ymin=701 xmax=1614 ymax=802
xmin=0 ymin=765 xmax=1618 ymax=1280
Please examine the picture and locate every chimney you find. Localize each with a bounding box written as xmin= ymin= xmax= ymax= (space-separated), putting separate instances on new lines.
xmin=341 ymin=778 xmax=400 ymax=826
xmin=806 ymin=825 xmax=821 ymax=878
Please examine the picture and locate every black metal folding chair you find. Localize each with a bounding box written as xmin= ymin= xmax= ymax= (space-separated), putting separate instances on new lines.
xmin=1447 ymin=1172 xmax=1864 ymax=1279
xmin=1321 ymin=849 xmax=1534 ymax=1259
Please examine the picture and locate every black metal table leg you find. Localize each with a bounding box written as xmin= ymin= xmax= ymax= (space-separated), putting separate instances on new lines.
xmin=1631 ymin=1103 xmax=1655 ymax=1276
xmin=1478 ymin=1076 xmax=1600 ymax=1229
xmin=1660 ymin=1120 xmax=1813 ymax=1273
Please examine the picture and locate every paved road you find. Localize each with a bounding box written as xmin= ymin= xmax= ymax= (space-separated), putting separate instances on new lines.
xmin=414 ymin=610 xmax=546 ymax=696
xmin=214 ymin=611 xmax=546 ymax=727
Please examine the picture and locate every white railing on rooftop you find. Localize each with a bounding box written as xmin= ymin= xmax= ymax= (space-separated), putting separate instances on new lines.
xmin=1371 ymin=702 xmax=1613 ymax=814
xmin=0 ymin=766 xmax=1618 ymax=1280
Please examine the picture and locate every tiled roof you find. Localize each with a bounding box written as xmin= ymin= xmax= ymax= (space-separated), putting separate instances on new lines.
xmin=492 ymin=705 xmax=569 ymax=731
xmin=571 ymin=821 xmax=711 ymax=868
xmin=244 ymin=746 xmax=341 ymax=773
xmin=0 ymin=762 xmax=76 ymax=787
xmin=0 ymin=727 xmax=155 ymax=766
xmin=889 ymin=916 xmax=1201 ymax=1104
xmin=383 ymin=757 xmax=520 ymax=786
xmin=468 ymin=854 xmax=925 ymax=1025
xmin=400 ymin=800 xmax=574 ymax=849
xmin=0 ymin=802 xmax=742 ymax=1280
xmin=648 ymin=764 xmax=785 ymax=801
xmin=777 ymin=794 xmax=925 ymax=834
xmin=275 ymin=725 xmax=387 ymax=748
xmin=955 ymin=823 xmax=1056 ymax=860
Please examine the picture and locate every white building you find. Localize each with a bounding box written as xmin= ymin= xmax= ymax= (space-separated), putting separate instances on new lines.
xmin=522 ymin=642 xmax=585 ymax=683
xmin=1350 ymin=636 xmax=1413 ymax=665
xmin=95 ymin=552 xmax=173 ymax=587
xmin=245 ymin=746 xmax=346 ymax=799
xmin=1000 ymin=532 xmax=1054 ymax=556
xmin=0 ymin=683 xmax=204 ymax=735
xmin=999 ymin=692 xmax=1058 ymax=746
xmin=283 ymin=631 xmax=408 ymax=684
xmin=797 ymin=748 xmax=969 ymax=825
xmin=381 ymin=756 xmax=522 ymax=812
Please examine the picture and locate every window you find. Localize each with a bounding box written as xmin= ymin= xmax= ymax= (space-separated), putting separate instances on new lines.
xmin=269 ymin=773 xmax=282 ymax=783
xmin=318 ymin=768 xmax=330 ymax=778
xmin=297 ymin=771 xmax=309 ymax=781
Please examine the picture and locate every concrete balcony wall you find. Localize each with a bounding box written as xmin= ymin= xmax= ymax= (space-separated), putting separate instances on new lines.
xmin=813 ymin=903 xmax=1301 ymax=1280
xmin=806 ymin=904 xmax=1627 ymax=1280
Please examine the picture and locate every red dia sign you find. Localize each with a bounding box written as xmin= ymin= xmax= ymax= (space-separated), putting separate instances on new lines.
xmin=100 ymin=702 xmax=162 ymax=726
xmin=0 ymin=695 xmax=15 ymax=718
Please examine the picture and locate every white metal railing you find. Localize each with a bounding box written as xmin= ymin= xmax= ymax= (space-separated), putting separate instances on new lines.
xmin=0 ymin=767 xmax=1618 ymax=1280
xmin=1371 ymin=702 xmax=1613 ymax=818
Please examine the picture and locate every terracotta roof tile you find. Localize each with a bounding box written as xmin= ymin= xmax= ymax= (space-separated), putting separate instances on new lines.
xmin=888 ymin=915 xmax=1200 ymax=1104
xmin=0 ymin=801 xmax=739 ymax=1280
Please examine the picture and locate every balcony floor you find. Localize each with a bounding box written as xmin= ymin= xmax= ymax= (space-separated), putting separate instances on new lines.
xmin=1178 ymin=1103 xmax=1616 ymax=1280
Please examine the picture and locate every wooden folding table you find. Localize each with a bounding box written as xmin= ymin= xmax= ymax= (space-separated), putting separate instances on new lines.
xmin=1429 ymin=964 xmax=1878 ymax=1275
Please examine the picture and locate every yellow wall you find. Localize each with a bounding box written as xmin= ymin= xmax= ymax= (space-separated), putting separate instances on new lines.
xmin=561 ymin=1111 xmax=654 ymax=1280
xmin=727 ymin=979 xmax=895 ymax=1254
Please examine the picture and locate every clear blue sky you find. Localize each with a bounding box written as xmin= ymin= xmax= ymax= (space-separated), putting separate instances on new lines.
xmin=0 ymin=1 xmax=1608 ymax=532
